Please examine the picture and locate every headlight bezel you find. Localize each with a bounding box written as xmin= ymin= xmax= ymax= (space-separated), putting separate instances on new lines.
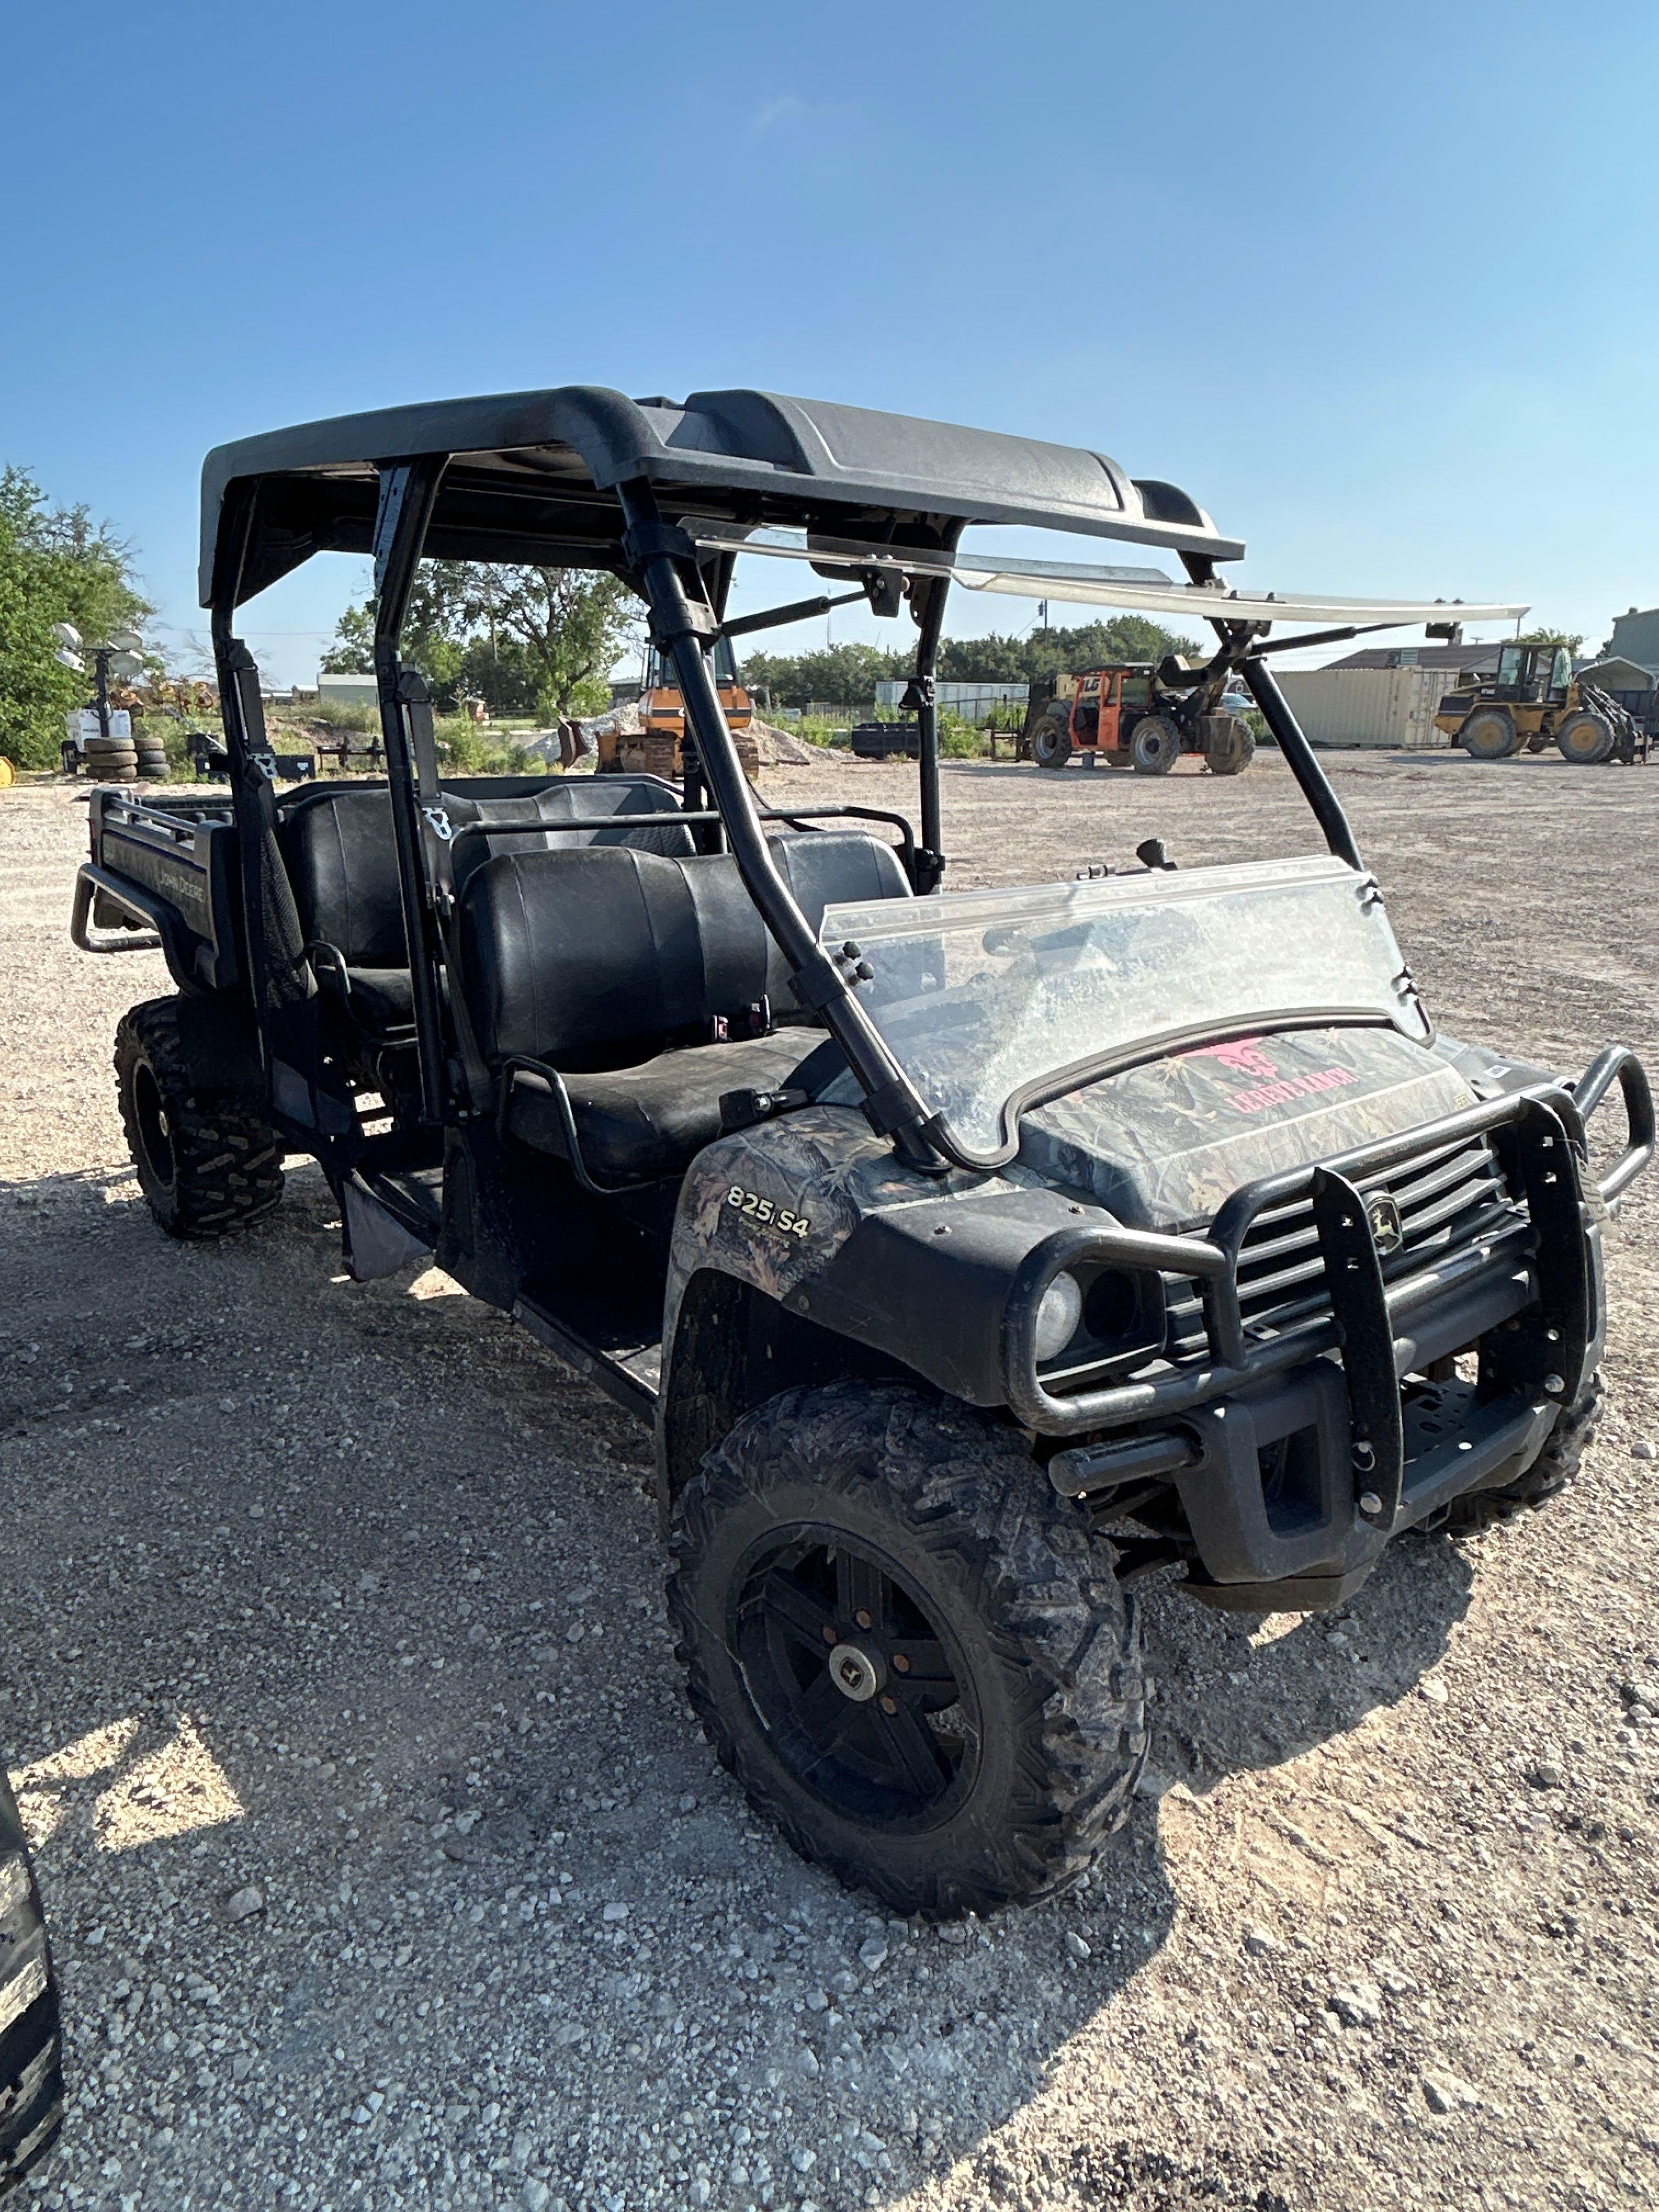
xmin=1026 ymin=1259 xmax=1167 ymax=1384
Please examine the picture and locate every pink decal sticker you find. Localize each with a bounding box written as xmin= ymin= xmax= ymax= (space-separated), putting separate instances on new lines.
xmin=1184 ymin=1037 xmax=1280 ymax=1080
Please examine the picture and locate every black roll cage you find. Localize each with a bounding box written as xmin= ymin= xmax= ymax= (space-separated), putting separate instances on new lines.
xmin=204 ymin=432 xmax=1424 ymax=1172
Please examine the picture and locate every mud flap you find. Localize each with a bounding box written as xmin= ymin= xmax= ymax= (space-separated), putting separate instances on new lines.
xmin=340 ymin=1173 xmax=428 ymax=1282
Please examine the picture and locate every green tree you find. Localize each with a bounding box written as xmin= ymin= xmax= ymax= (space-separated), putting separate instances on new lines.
xmin=741 ymin=640 xmax=909 ymax=710
xmin=943 ymin=616 xmax=1205 ymax=682
xmin=460 ymin=568 xmax=640 ymax=721
xmin=0 ymin=467 xmax=153 ymax=770
xmin=1515 ymin=626 xmax=1585 ymax=652
xmin=320 ymin=602 xmax=375 ymax=674
xmin=323 ymin=561 xmax=639 ymax=719
xmin=736 ymin=618 xmax=1207 ymax=716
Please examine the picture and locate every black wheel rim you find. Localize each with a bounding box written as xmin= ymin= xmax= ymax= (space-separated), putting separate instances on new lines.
xmin=132 ymin=1062 xmax=176 ymax=1191
xmin=731 ymin=1528 xmax=979 ymax=1831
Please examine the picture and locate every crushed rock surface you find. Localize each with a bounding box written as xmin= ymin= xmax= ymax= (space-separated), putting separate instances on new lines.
xmin=2 ymin=752 xmax=1656 ymax=2212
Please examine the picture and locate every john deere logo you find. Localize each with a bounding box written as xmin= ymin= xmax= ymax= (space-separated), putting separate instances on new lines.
xmin=1366 ymin=1193 xmax=1404 ymax=1256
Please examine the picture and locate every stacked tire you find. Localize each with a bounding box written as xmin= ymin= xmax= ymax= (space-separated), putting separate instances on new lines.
xmin=82 ymin=733 xmax=138 ymax=782
xmin=134 ymin=731 xmax=171 ymax=782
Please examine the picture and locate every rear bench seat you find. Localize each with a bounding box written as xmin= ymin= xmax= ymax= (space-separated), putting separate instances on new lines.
xmin=278 ymin=778 xmax=697 ymax=1034
xmin=456 ymin=833 xmax=911 ymax=1184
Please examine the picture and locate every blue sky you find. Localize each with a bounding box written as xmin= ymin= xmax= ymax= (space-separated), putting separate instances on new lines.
xmin=6 ymin=0 xmax=1655 ymax=683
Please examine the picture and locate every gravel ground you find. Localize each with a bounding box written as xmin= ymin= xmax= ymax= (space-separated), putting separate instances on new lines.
xmin=2 ymin=751 xmax=1657 ymax=2212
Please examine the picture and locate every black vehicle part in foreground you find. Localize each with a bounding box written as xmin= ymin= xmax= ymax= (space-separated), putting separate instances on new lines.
xmin=71 ymin=383 xmax=1651 ymax=1915
xmin=0 ymin=1774 xmax=63 ymax=2193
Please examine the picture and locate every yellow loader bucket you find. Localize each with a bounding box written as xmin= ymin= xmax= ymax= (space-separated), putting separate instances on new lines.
xmin=0 ymin=755 xmax=15 ymax=789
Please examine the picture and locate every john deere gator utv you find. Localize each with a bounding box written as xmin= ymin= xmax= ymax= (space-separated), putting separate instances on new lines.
xmin=70 ymin=386 xmax=1652 ymax=1918
xmin=1436 ymin=640 xmax=1646 ymax=764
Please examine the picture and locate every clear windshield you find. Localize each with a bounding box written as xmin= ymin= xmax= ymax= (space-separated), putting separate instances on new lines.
xmin=819 ymin=856 xmax=1431 ymax=1164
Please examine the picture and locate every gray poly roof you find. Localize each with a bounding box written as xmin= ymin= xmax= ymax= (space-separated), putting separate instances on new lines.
xmin=199 ymin=384 xmax=1244 ymax=607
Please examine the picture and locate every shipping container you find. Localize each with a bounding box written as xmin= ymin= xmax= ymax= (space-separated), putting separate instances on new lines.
xmin=317 ymin=673 xmax=380 ymax=707
xmin=1277 ymin=664 xmax=1453 ymax=750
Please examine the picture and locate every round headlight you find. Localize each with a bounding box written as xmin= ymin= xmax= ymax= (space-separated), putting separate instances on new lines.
xmin=1034 ymin=1271 xmax=1085 ymax=1362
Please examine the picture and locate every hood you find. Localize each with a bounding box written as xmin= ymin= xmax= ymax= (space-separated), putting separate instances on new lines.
xmin=1018 ymin=1026 xmax=1475 ymax=1230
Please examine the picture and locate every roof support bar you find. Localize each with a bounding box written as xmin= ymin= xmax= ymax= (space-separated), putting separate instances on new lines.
xmin=721 ymin=588 xmax=867 ymax=643
xmin=1239 ymin=648 xmax=1363 ymax=873
xmin=373 ymin=456 xmax=450 ymax=1124
xmin=617 ymin=479 xmax=944 ymax=1168
xmin=904 ymin=541 xmax=958 ymax=896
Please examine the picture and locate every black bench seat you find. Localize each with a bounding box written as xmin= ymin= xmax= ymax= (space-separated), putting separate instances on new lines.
xmin=459 ymin=833 xmax=910 ymax=1185
xmin=506 ymin=1035 xmax=824 ymax=1183
xmin=278 ymin=776 xmax=697 ymax=1040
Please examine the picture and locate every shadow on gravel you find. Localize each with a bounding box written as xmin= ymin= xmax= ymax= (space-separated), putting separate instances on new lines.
xmin=1138 ymin=1537 xmax=1476 ymax=1805
xmin=1 ymin=1167 xmax=1476 ymax=2212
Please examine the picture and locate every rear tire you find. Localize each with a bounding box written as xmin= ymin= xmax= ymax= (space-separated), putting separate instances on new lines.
xmin=0 ymin=1771 xmax=63 ymax=2192
xmin=1129 ymin=715 xmax=1181 ymax=775
xmin=115 ymin=998 xmax=284 ymax=1238
xmin=1031 ymin=717 xmax=1072 ymax=770
xmin=1555 ymin=710 xmax=1616 ymax=765
xmin=1443 ymin=1372 xmax=1604 ymax=1537
xmin=667 ymin=1383 xmax=1147 ymax=1917
xmin=1460 ymin=707 xmax=1516 ymax=760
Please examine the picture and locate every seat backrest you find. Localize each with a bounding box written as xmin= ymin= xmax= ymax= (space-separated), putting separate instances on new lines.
xmin=279 ymin=787 xmax=471 ymax=967
xmin=458 ymin=845 xmax=767 ymax=1068
xmin=765 ymin=831 xmax=911 ymax=1014
xmin=456 ymin=830 xmax=911 ymax=1069
xmin=279 ymin=778 xmax=698 ymax=967
xmin=450 ymin=777 xmax=697 ymax=890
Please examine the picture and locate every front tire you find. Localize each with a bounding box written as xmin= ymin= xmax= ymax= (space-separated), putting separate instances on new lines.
xmin=1031 ymin=716 xmax=1072 ymax=770
xmin=1130 ymin=715 xmax=1181 ymax=775
xmin=1555 ymin=709 xmax=1616 ymax=765
xmin=115 ymin=998 xmax=284 ymax=1238
xmin=667 ymin=1384 xmax=1147 ymax=1917
xmin=1204 ymin=715 xmax=1256 ymax=776
xmin=1443 ymin=1372 xmax=1604 ymax=1536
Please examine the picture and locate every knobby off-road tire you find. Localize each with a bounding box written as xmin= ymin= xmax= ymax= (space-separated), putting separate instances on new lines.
xmin=667 ymin=1383 xmax=1148 ymax=1917
xmin=0 ymin=1771 xmax=63 ymax=2192
xmin=1129 ymin=715 xmax=1181 ymax=775
xmin=1204 ymin=717 xmax=1256 ymax=776
xmin=115 ymin=997 xmax=284 ymax=1239
xmin=1031 ymin=716 xmax=1072 ymax=770
xmin=1443 ymin=1370 xmax=1605 ymax=1537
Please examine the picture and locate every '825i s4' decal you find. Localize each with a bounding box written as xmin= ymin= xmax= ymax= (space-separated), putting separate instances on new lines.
xmin=726 ymin=1186 xmax=812 ymax=1238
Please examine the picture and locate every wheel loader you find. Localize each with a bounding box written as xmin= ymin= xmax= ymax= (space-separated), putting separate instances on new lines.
xmin=1435 ymin=641 xmax=1647 ymax=765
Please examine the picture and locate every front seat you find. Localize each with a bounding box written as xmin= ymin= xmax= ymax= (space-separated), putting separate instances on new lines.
xmin=456 ymin=833 xmax=910 ymax=1186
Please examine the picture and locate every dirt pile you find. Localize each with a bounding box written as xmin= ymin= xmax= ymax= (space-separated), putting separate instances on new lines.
xmin=749 ymin=718 xmax=820 ymax=768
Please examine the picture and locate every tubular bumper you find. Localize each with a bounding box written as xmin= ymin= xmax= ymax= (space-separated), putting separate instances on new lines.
xmin=1017 ymin=1054 xmax=1652 ymax=1605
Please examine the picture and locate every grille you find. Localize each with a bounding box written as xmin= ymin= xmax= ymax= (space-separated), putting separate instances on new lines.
xmin=1165 ymin=1133 xmax=1520 ymax=1362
